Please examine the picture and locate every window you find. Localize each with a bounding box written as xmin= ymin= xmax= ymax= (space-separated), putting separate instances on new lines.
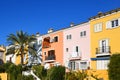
xmin=80 ymin=62 xmax=87 ymax=70
xmin=39 ymin=40 xmax=42 ymax=44
xmin=76 ymin=46 xmax=78 ymax=52
xmin=44 ymin=52 xmax=46 ymax=55
xmin=69 ymin=61 xmax=79 ymax=70
xmin=111 ymin=19 xmax=118 ymax=27
xmin=94 ymin=23 xmax=102 ymax=32
xmin=84 ymin=31 xmax=86 ymax=36
xmin=80 ymin=31 xmax=86 ymax=37
xmin=70 ymin=61 xmax=75 ymax=70
xmin=97 ymin=60 xmax=109 ymax=70
xmin=54 ymin=36 xmax=58 ymax=42
xmin=106 ymin=18 xmax=120 ymax=29
xmin=66 ymin=34 xmax=72 ymax=40
xmin=99 ymin=39 xmax=109 ymax=53
xmin=66 ymin=48 xmax=69 ymax=52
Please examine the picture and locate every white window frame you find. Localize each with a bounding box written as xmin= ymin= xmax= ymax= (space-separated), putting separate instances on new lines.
xmin=94 ymin=23 xmax=102 ymax=32
xmin=79 ymin=61 xmax=88 ymax=70
xmin=106 ymin=18 xmax=120 ymax=29
xmin=97 ymin=60 xmax=109 ymax=70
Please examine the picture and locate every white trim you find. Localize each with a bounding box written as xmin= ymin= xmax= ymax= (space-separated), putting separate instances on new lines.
xmin=44 ymin=60 xmax=55 ymax=63
xmin=96 ymin=53 xmax=110 ymax=56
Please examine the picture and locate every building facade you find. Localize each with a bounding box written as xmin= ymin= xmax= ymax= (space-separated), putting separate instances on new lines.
xmin=28 ymin=33 xmax=43 ymax=65
xmin=63 ymin=22 xmax=90 ymax=71
xmin=42 ymin=29 xmax=63 ymax=69
xmin=0 ymin=46 xmax=5 ymax=64
xmin=90 ymin=8 xmax=120 ymax=80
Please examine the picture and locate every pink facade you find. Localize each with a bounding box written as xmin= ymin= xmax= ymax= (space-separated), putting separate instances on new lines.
xmin=63 ymin=22 xmax=90 ymax=70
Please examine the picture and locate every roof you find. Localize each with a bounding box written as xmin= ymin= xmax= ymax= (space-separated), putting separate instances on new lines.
xmin=0 ymin=47 xmax=5 ymax=52
xmin=89 ymin=8 xmax=120 ymax=20
xmin=42 ymin=21 xmax=88 ymax=37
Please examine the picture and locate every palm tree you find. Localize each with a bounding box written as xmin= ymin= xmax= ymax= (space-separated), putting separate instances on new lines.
xmin=7 ymin=30 xmax=36 ymax=65
xmin=28 ymin=42 xmax=42 ymax=66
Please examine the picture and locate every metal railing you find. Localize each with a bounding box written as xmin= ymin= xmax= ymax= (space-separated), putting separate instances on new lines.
xmin=96 ymin=46 xmax=111 ymax=54
xmin=45 ymin=55 xmax=56 ymax=60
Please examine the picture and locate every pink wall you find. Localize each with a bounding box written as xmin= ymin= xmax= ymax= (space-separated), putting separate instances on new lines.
xmin=63 ymin=22 xmax=90 ymax=67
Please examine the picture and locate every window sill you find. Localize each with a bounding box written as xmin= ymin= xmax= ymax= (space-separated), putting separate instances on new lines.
xmin=106 ymin=25 xmax=120 ymax=30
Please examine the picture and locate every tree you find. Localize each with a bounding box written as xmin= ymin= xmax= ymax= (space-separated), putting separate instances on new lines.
xmin=0 ymin=62 xmax=22 ymax=80
xmin=32 ymin=65 xmax=47 ymax=80
xmin=46 ymin=66 xmax=65 ymax=80
xmin=28 ymin=42 xmax=42 ymax=66
xmin=108 ymin=53 xmax=120 ymax=80
xmin=7 ymin=30 xmax=36 ymax=65
xmin=65 ymin=70 xmax=87 ymax=80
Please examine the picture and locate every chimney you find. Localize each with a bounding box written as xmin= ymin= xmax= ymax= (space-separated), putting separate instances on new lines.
xmin=36 ymin=32 xmax=40 ymax=37
xmin=70 ymin=22 xmax=74 ymax=27
xmin=48 ymin=28 xmax=54 ymax=33
xmin=98 ymin=12 xmax=103 ymax=15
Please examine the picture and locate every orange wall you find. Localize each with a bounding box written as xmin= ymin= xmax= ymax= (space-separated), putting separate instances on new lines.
xmin=42 ymin=31 xmax=64 ymax=65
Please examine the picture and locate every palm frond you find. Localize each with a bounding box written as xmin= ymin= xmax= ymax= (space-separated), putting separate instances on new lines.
xmin=7 ymin=34 xmax=20 ymax=45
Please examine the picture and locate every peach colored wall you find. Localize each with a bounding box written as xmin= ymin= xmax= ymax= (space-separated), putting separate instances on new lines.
xmin=42 ymin=30 xmax=63 ymax=65
xmin=63 ymin=22 xmax=90 ymax=66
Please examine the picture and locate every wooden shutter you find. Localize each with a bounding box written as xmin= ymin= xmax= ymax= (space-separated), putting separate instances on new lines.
xmin=94 ymin=24 xmax=97 ymax=32
xmin=118 ymin=18 xmax=120 ymax=26
xmin=106 ymin=21 xmax=111 ymax=29
xmin=99 ymin=23 xmax=102 ymax=31
xmin=99 ymin=40 xmax=102 ymax=53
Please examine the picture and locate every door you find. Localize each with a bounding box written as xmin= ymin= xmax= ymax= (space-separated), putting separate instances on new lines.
xmin=99 ymin=39 xmax=109 ymax=53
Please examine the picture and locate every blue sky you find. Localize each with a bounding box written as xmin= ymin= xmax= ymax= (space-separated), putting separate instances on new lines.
xmin=0 ymin=0 xmax=120 ymax=45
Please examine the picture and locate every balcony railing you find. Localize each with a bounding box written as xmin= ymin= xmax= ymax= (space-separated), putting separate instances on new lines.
xmin=96 ymin=46 xmax=111 ymax=54
xmin=69 ymin=52 xmax=81 ymax=60
xmin=45 ymin=55 xmax=56 ymax=60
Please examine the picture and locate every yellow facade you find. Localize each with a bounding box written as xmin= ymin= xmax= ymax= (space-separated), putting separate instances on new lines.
xmin=0 ymin=73 xmax=7 ymax=80
xmin=90 ymin=9 xmax=120 ymax=80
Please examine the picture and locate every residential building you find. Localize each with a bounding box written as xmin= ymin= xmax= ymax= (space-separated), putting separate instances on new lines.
xmin=89 ymin=8 xmax=120 ymax=80
xmin=0 ymin=46 xmax=5 ymax=64
xmin=42 ymin=28 xmax=63 ymax=69
xmin=63 ymin=22 xmax=90 ymax=71
xmin=5 ymin=45 xmax=17 ymax=64
xmin=28 ymin=33 xmax=42 ymax=65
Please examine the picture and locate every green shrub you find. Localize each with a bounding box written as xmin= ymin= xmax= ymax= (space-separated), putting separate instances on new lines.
xmin=65 ymin=70 xmax=87 ymax=80
xmin=108 ymin=53 xmax=120 ymax=80
xmin=22 ymin=75 xmax=34 ymax=80
xmin=32 ymin=65 xmax=47 ymax=80
xmin=46 ymin=66 xmax=65 ymax=80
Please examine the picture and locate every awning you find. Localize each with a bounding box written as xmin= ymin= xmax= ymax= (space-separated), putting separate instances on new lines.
xmin=91 ymin=57 xmax=110 ymax=61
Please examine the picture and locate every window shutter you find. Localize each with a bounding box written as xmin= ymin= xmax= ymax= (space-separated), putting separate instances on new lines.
xmin=75 ymin=62 xmax=79 ymax=70
xmin=105 ymin=39 xmax=109 ymax=47
xmin=106 ymin=21 xmax=111 ymax=29
xmin=99 ymin=23 xmax=102 ymax=31
xmin=94 ymin=24 xmax=97 ymax=32
xmin=99 ymin=40 xmax=102 ymax=53
xmin=118 ymin=18 xmax=120 ymax=26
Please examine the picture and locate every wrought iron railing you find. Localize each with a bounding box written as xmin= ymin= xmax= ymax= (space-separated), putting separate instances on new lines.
xmin=96 ymin=46 xmax=111 ymax=54
xmin=45 ymin=55 xmax=56 ymax=60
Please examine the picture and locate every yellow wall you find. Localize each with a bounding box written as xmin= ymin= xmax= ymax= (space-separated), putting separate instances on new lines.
xmin=0 ymin=73 xmax=7 ymax=80
xmin=90 ymin=11 xmax=120 ymax=80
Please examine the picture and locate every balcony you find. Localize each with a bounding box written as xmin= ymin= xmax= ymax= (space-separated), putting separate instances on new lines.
xmin=43 ymin=37 xmax=51 ymax=48
xmin=69 ymin=52 xmax=81 ymax=61
xmin=96 ymin=46 xmax=111 ymax=56
xmin=44 ymin=55 xmax=56 ymax=63
xmin=42 ymin=41 xmax=51 ymax=48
